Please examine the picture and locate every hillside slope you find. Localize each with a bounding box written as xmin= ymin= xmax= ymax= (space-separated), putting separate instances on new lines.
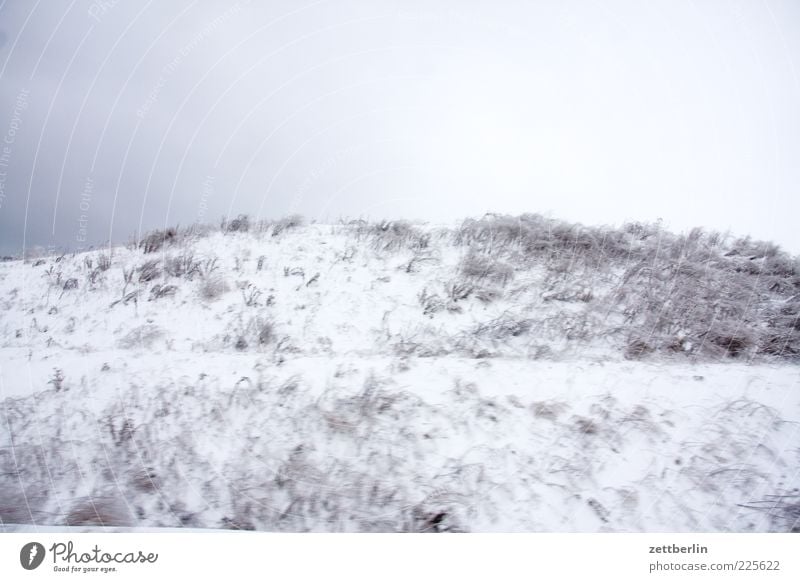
xmin=1 ymin=215 xmax=798 ymax=532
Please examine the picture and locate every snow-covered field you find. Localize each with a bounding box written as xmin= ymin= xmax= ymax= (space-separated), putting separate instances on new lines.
xmin=1 ymin=217 xmax=798 ymax=532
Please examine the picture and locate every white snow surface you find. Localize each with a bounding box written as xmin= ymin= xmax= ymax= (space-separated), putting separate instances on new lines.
xmin=0 ymin=224 xmax=798 ymax=532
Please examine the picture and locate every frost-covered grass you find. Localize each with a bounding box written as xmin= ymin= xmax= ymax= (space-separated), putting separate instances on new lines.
xmin=1 ymin=215 xmax=798 ymax=532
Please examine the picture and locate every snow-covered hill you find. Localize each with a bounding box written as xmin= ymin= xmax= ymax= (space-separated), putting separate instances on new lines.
xmin=1 ymin=215 xmax=798 ymax=532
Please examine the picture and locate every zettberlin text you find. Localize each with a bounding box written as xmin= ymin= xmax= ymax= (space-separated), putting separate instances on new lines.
xmin=649 ymin=544 xmax=708 ymax=554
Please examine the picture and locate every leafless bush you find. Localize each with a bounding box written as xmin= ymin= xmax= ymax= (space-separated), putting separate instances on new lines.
xmin=757 ymin=301 xmax=800 ymax=359
xmin=200 ymin=275 xmax=229 ymax=301
xmin=165 ymin=251 xmax=201 ymax=279
xmin=130 ymin=467 xmax=160 ymax=493
xmin=270 ymin=214 xmax=304 ymax=236
xmin=703 ymin=329 xmax=755 ymax=359
xmin=149 ymin=283 xmax=178 ymax=301
xmin=117 ymin=324 xmax=164 ymax=349
xmin=48 ymin=368 xmax=65 ymax=391
xmin=65 ymin=496 xmax=132 ymax=527
xmin=358 ymin=220 xmax=430 ymax=252
xmin=739 ymin=491 xmax=800 ymax=533
xmin=457 ymin=213 xmax=635 ymax=265
xmin=459 ymin=249 xmax=514 ymax=286
xmin=407 ymin=505 xmax=466 ymax=533
xmin=60 ymin=278 xmax=79 ymax=297
xmin=198 ymin=256 xmax=219 ymax=279
xmin=455 ymin=214 xmax=532 ymax=249
xmin=469 ymin=315 xmax=532 ymax=343
xmin=233 ymin=315 xmax=276 ymax=351
xmin=573 ymin=416 xmax=599 ymax=435
xmin=404 ymin=251 xmax=438 ymax=273
xmin=531 ymin=400 xmax=569 ymax=420
xmin=473 ymin=287 xmax=501 ymax=303
xmin=445 ymin=281 xmax=473 ymax=303
xmin=226 ymin=214 xmax=250 ymax=233
xmin=256 ymin=318 xmax=275 ymax=345
xmin=140 ymin=227 xmax=177 ymax=253
xmin=109 ymin=290 xmax=139 ymax=308
xmin=624 ymin=338 xmax=653 ymax=360
xmin=541 ymin=282 xmax=593 ymax=303
xmin=96 ymin=253 xmax=112 ymax=271
xmin=137 ymin=259 xmax=161 ymax=283
xmin=0 ymin=491 xmax=37 ymax=524
xmin=418 ymin=288 xmax=445 ymax=317
xmin=241 ymin=283 xmax=262 ymax=306
xmin=283 ymin=266 xmax=304 ymax=278
xmin=42 ymin=265 xmax=62 ymax=289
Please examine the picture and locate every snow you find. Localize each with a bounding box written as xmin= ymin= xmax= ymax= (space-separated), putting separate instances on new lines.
xmin=1 ymin=223 xmax=798 ymax=532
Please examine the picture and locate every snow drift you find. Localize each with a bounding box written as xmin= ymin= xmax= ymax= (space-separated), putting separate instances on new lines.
xmin=1 ymin=215 xmax=798 ymax=532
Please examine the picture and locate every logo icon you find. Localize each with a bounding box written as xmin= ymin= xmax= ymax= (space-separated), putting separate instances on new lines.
xmin=20 ymin=542 xmax=45 ymax=570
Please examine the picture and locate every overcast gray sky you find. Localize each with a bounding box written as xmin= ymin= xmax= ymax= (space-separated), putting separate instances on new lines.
xmin=0 ymin=0 xmax=799 ymax=255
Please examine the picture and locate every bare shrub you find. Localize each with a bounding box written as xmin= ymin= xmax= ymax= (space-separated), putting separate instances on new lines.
xmin=140 ymin=227 xmax=177 ymax=253
xmin=473 ymin=287 xmax=501 ymax=303
xmin=459 ymin=249 xmax=514 ymax=286
xmin=624 ymin=338 xmax=653 ymax=360
xmin=149 ymin=283 xmax=178 ymax=301
xmin=358 ymin=220 xmax=430 ymax=252
xmin=200 ymin=275 xmax=229 ymax=301
xmin=445 ymin=281 xmax=473 ymax=303
xmin=96 ymin=253 xmax=112 ymax=271
xmin=137 ymin=259 xmax=161 ymax=283
xmin=226 ymin=214 xmax=250 ymax=233
xmin=65 ymin=496 xmax=132 ymax=527
xmin=472 ymin=315 xmax=532 ymax=340
xmin=0 ymin=491 xmax=37 ymax=524
xmin=42 ymin=265 xmax=62 ymax=289
xmin=542 ymin=283 xmax=594 ymax=303
xmin=130 ymin=467 xmax=160 ymax=493
xmin=270 ymin=214 xmax=304 ymax=236
xmin=404 ymin=251 xmax=438 ymax=273
xmin=456 ymin=214 xmax=532 ymax=249
xmin=241 ymin=283 xmax=262 ymax=306
xmin=232 ymin=316 xmax=276 ymax=351
xmin=117 ymin=324 xmax=164 ymax=349
xmin=573 ymin=416 xmax=599 ymax=435
xmin=256 ymin=318 xmax=275 ymax=345
xmin=165 ymin=251 xmax=200 ymax=279
xmin=705 ymin=330 xmax=753 ymax=359
xmin=109 ymin=290 xmax=139 ymax=308
xmin=48 ymin=368 xmax=65 ymax=391
xmin=418 ymin=288 xmax=445 ymax=317
xmin=407 ymin=506 xmax=466 ymax=533
xmin=531 ymin=400 xmax=569 ymax=420
xmin=739 ymin=494 xmax=800 ymax=533
xmin=60 ymin=278 xmax=79 ymax=297
xmin=198 ymin=256 xmax=219 ymax=278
